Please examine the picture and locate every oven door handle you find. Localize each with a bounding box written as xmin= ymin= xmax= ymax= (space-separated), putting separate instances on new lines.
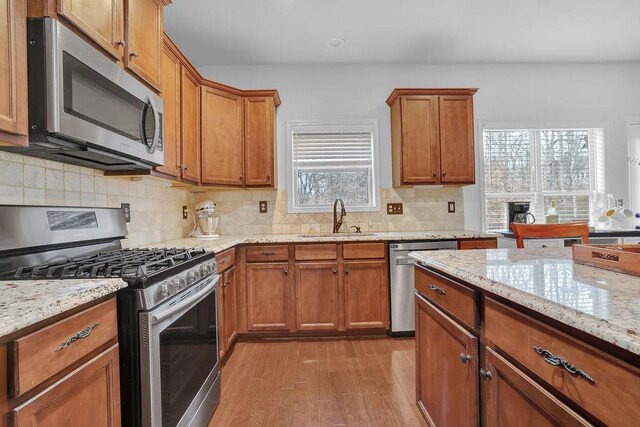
xmin=151 ymin=275 xmax=219 ymax=325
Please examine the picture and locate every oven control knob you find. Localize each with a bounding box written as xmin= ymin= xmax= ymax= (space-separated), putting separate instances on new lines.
xmin=174 ymin=276 xmax=187 ymax=291
xmin=157 ymin=283 xmax=171 ymax=299
xmin=186 ymin=270 xmax=200 ymax=284
xmin=200 ymin=264 xmax=211 ymax=276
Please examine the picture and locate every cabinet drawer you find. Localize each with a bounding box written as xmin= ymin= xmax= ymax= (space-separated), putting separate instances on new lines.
xmin=485 ymin=298 xmax=640 ymax=425
xmin=343 ymin=242 xmax=385 ymax=259
xmin=216 ymin=248 xmax=236 ymax=273
xmin=458 ymin=238 xmax=497 ymax=250
xmin=294 ymin=244 xmax=337 ymax=261
xmin=415 ymin=266 xmax=477 ymax=329
xmin=246 ymin=245 xmax=289 ymax=262
xmin=12 ymin=298 xmax=118 ymax=396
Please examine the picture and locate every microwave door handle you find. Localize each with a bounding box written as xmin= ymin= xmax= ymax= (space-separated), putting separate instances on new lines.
xmin=139 ymin=99 xmax=150 ymax=150
xmin=151 ymin=275 xmax=219 ymax=325
xmin=148 ymin=96 xmax=160 ymax=153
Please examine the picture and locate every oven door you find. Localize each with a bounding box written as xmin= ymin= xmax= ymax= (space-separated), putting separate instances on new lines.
xmin=140 ymin=274 xmax=221 ymax=427
xmin=30 ymin=18 xmax=164 ymax=166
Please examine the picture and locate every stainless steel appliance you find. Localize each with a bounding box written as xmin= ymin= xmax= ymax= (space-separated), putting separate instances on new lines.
xmin=0 ymin=18 xmax=164 ymax=171
xmin=0 ymin=205 xmax=220 ymax=427
xmin=508 ymin=201 xmax=535 ymax=224
xmin=389 ymin=241 xmax=458 ymax=336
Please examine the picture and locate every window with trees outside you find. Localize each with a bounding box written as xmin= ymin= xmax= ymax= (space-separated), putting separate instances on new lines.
xmin=287 ymin=120 xmax=380 ymax=213
xmin=482 ymin=126 xmax=605 ymax=231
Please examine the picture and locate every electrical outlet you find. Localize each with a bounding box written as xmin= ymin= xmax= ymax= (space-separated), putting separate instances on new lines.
xmin=182 ymin=206 xmax=188 ymax=219
xmin=387 ymin=203 xmax=403 ymax=215
xmin=448 ymin=201 xmax=456 ymax=213
xmin=259 ymin=201 xmax=268 ymax=213
xmin=121 ymin=203 xmax=131 ymax=222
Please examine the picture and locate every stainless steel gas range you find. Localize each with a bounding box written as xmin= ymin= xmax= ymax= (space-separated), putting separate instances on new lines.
xmin=0 ymin=205 xmax=221 ymax=427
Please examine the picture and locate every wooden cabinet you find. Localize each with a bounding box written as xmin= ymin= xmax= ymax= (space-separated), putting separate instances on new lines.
xmin=1 ymin=346 xmax=6 ymax=427
xmin=0 ymin=0 xmax=28 ymax=146
xmin=243 ymin=96 xmax=275 ymax=187
xmin=219 ymin=265 xmax=238 ymax=358
xmin=201 ymin=85 xmax=244 ymax=186
xmin=11 ymin=345 xmax=121 ymax=427
xmin=156 ymin=39 xmax=181 ymax=177
xmin=343 ymin=260 xmax=388 ymax=329
xmin=294 ymin=262 xmax=339 ymax=331
xmin=180 ymin=67 xmax=201 ymax=183
xmin=482 ymin=347 xmax=590 ymax=427
xmin=124 ymin=0 xmax=163 ymax=90
xmin=246 ymin=262 xmax=291 ymax=331
xmin=387 ymin=88 xmax=477 ymax=187
xmin=415 ymin=293 xmax=479 ymax=427
xmin=58 ymin=0 xmax=124 ymax=60
xmin=458 ymin=238 xmax=498 ymax=250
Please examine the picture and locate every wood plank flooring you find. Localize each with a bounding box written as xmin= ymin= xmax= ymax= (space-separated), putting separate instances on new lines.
xmin=208 ymin=337 xmax=426 ymax=427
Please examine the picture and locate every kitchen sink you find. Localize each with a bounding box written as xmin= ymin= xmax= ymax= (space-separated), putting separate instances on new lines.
xmin=297 ymin=233 xmax=378 ymax=238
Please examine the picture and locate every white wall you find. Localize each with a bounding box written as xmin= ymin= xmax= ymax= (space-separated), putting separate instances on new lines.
xmin=199 ymin=62 xmax=640 ymax=231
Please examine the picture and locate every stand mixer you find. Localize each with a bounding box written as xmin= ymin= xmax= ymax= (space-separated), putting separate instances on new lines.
xmin=188 ymin=200 xmax=220 ymax=238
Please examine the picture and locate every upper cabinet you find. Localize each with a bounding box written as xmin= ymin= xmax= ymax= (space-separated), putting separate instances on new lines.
xmin=0 ymin=0 xmax=28 ymax=146
xmin=124 ymin=0 xmax=163 ymax=90
xmin=29 ymin=0 xmax=164 ymax=90
xmin=180 ymin=67 xmax=201 ymax=183
xmin=387 ymin=88 xmax=477 ymax=187
xmin=201 ymin=82 xmax=280 ymax=188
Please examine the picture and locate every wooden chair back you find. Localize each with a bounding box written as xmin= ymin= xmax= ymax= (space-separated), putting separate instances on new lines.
xmin=510 ymin=222 xmax=590 ymax=249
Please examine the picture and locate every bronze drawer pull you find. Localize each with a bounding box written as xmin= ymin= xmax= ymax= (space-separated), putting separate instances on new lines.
xmin=430 ymin=284 xmax=446 ymax=295
xmin=479 ymin=368 xmax=492 ymax=380
xmin=532 ymin=346 xmax=595 ymax=383
xmin=259 ymin=251 xmax=276 ymax=256
xmin=460 ymin=353 xmax=472 ymax=363
xmin=56 ymin=323 xmax=99 ymax=351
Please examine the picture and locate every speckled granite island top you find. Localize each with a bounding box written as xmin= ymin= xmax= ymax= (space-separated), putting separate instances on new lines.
xmin=146 ymin=230 xmax=496 ymax=253
xmin=409 ymin=248 xmax=640 ymax=356
xmin=0 ymin=278 xmax=127 ymax=342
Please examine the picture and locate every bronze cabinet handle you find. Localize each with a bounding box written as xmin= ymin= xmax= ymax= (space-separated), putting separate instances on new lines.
xmin=479 ymin=368 xmax=492 ymax=380
xmin=259 ymin=251 xmax=276 ymax=256
xmin=442 ymin=172 xmax=447 ymax=176
xmin=116 ymin=40 xmax=126 ymax=48
xmin=344 ymin=268 xmax=350 ymax=274
xmin=432 ymin=173 xmax=437 ymax=177
xmin=460 ymin=353 xmax=472 ymax=364
xmin=220 ymin=259 xmax=226 ymax=264
xmin=430 ymin=284 xmax=446 ymax=295
xmin=532 ymin=346 xmax=595 ymax=383
xmin=129 ymin=50 xmax=139 ymax=58
xmin=56 ymin=323 xmax=99 ymax=351
xmin=284 ymin=269 xmax=288 ymax=276
xmin=332 ymin=268 xmax=337 ymax=274
xmin=266 ymin=174 xmax=270 ymax=181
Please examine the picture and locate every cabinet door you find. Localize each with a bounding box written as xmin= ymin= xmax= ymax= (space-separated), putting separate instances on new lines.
xmin=246 ymin=262 xmax=290 ymax=331
xmin=483 ymin=347 xmax=590 ymax=427
xmin=180 ymin=67 xmax=201 ymax=183
xmin=156 ymin=42 xmax=181 ymax=177
xmin=244 ymin=97 xmax=275 ymax=187
xmin=343 ymin=260 xmax=388 ymax=329
xmin=201 ymin=86 xmax=244 ymax=186
xmin=295 ymin=262 xmax=339 ymax=331
xmin=400 ymin=96 xmax=440 ymax=184
xmin=1 ymin=346 xmax=6 ymax=427
xmin=223 ymin=266 xmax=238 ymax=349
xmin=124 ymin=0 xmax=162 ymax=90
xmin=415 ymin=293 xmax=478 ymax=427
xmin=11 ymin=345 xmax=121 ymax=427
xmin=0 ymin=0 xmax=28 ymax=143
xmin=439 ymin=95 xmax=475 ymax=184
xmin=58 ymin=0 xmax=124 ymax=60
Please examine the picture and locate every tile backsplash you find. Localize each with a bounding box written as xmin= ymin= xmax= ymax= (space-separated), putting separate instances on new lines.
xmin=0 ymin=152 xmax=193 ymax=247
xmin=194 ymin=187 xmax=464 ymax=235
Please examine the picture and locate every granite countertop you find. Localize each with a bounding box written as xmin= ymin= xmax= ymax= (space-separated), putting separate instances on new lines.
xmin=496 ymin=228 xmax=640 ymax=238
xmin=409 ymin=248 xmax=640 ymax=356
xmin=0 ymin=278 xmax=127 ymax=342
xmin=145 ymin=230 xmax=497 ymax=253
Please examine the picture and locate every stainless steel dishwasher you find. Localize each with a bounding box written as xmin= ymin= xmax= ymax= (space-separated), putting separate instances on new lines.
xmin=389 ymin=240 xmax=458 ymax=336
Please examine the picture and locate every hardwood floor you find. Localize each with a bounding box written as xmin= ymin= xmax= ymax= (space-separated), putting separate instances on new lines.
xmin=208 ymin=337 xmax=426 ymax=426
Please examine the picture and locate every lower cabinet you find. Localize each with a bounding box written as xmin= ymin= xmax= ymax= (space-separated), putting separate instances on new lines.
xmin=219 ymin=265 xmax=238 ymax=359
xmin=482 ymin=347 xmax=589 ymax=426
xmin=1 ymin=346 xmax=6 ymax=427
xmin=415 ymin=293 xmax=479 ymax=427
xmin=11 ymin=344 xmax=121 ymax=427
xmin=246 ymin=262 xmax=291 ymax=331
xmin=343 ymin=260 xmax=388 ymax=329
xmin=295 ymin=262 xmax=339 ymax=331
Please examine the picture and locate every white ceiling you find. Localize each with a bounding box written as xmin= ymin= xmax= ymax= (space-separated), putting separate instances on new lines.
xmin=164 ymin=0 xmax=640 ymax=66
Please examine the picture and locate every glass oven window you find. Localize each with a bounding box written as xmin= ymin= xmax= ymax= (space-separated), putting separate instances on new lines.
xmin=159 ymin=290 xmax=218 ymax=426
xmin=62 ymin=52 xmax=144 ymax=142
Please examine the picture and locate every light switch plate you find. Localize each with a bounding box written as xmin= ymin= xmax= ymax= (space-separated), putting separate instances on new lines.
xmin=387 ymin=203 xmax=403 ymax=215
xmin=448 ymin=201 xmax=456 ymax=213
xmin=259 ymin=201 xmax=268 ymax=213
xmin=182 ymin=206 xmax=188 ymax=219
xmin=121 ymin=203 xmax=131 ymax=222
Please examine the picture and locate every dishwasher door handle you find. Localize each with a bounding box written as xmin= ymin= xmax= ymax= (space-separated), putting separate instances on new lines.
xmin=395 ymin=257 xmax=415 ymax=265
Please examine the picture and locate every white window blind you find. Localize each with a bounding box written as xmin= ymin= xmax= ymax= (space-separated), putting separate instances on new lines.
xmin=287 ymin=121 xmax=380 ymax=213
xmin=483 ymin=127 xmax=605 ymax=231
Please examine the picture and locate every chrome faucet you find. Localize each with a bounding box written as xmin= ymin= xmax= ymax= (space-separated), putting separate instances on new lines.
xmin=333 ymin=198 xmax=347 ymax=233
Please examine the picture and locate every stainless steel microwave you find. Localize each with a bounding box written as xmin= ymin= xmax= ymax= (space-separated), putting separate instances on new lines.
xmin=4 ymin=18 xmax=165 ymax=171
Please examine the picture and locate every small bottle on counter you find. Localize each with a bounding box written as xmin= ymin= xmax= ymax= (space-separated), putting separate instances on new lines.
xmin=545 ymin=200 xmax=559 ymax=224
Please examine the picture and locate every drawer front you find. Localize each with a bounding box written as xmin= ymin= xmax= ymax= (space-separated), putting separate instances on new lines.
xmin=485 ymin=298 xmax=640 ymax=425
xmin=246 ymin=245 xmax=289 ymax=262
xmin=343 ymin=242 xmax=385 ymax=259
xmin=294 ymin=244 xmax=338 ymax=261
xmin=216 ymin=248 xmax=236 ymax=273
xmin=415 ymin=266 xmax=477 ymax=329
xmin=458 ymin=238 xmax=497 ymax=250
xmin=12 ymin=298 xmax=118 ymax=396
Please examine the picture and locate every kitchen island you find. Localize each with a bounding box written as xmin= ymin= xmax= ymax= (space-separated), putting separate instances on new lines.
xmin=409 ymin=247 xmax=640 ymax=426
